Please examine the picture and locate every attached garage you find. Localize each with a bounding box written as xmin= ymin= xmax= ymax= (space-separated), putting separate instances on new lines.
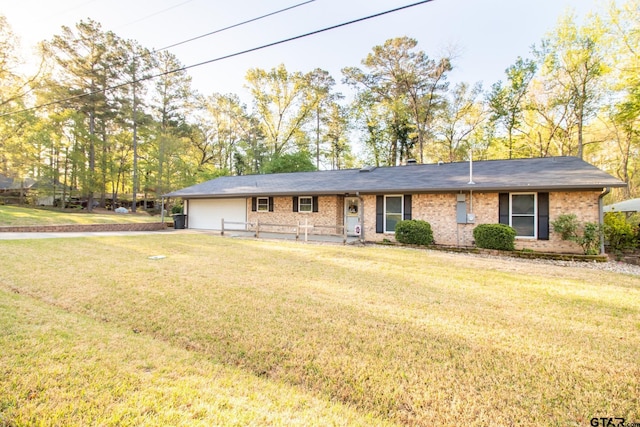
xmin=186 ymin=198 xmax=247 ymax=230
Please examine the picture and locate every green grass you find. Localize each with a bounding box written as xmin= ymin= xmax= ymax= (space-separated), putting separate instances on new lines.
xmin=0 ymin=205 xmax=164 ymax=226
xmin=1 ymin=235 xmax=639 ymax=426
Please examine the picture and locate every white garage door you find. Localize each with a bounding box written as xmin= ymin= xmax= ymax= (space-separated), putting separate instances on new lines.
xmin=187 ymin=198 xmax=247 ymax=230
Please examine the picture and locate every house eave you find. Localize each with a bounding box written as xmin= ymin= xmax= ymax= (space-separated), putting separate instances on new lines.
xmin=166 ymin=183 xmax=624 ymax=200
xmin=163 ymin=157 xmax=627 ymax=199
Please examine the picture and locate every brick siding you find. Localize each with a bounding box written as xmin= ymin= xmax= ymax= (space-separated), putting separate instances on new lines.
xmin=363 ymin=191 xmax=603 ymax=254
xmin=246 ymin=196 xmax=344 ymax=235
xmin=242 ymin=191 xmax=602 ymax=253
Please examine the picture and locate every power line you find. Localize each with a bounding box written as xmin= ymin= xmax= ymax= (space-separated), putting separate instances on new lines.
xmin=176 ymin=0 xmax=434 ymax=74
xmin=153 ymin=0 xmax=316 ymax=54
xmin=1 ymin=0 xmax=318 ymax=117
xmin=117 ymin=0 xmax=196 ymax=29
xmin=1 ymin=0 xmax=435 ymax=118
xmin=0 ymin=0 xmax=317 ymax=117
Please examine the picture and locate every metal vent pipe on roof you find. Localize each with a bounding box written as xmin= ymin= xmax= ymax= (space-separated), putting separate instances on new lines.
xmin=468 ymin=150 xmax=475 ymax=185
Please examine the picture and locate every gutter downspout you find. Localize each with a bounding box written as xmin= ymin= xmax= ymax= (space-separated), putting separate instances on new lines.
xmin=598 ymin=187 xmax=610 ymax=255
xmin=356 ymin=191 xmax=364 ymax=243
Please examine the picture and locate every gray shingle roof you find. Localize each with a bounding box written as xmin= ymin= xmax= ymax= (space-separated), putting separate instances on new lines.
xmin=164 ymin=156 xmax=626 ymax=199
xmin=0 ymin=175 xmax=36 ymax=191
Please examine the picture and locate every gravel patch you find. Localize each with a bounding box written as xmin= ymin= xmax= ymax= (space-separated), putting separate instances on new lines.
xmin=444 ymin=250 xmax=640 ymax=276
xmin=370 ymin=242 xmax=640 ymax=277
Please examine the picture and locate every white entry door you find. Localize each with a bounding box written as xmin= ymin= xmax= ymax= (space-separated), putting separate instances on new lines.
xmin=345 ymin=197 xmax=360 ymax=236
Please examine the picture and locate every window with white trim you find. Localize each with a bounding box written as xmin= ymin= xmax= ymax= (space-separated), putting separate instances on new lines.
xmin=299 ymin=196 xmax=313 ymax=213
xmin=384 ymin=195 xmax=403 ymax=233
xmin=510 ymin=193 xmax=536 ymax=238
xmin=256 ymin=197 xmax=269 ymax=212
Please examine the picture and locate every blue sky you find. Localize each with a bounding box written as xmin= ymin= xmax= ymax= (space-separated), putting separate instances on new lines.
xmin=1 ymin=0 xmax=612 ymax=101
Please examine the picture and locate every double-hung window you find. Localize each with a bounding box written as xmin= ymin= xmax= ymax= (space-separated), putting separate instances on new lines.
xmin=252 ymin=196 xmax=273 ymax=212
xmin=499 ymin=192 xmax=549 ymax=240
xmin=298 ymin=196 xmax=313 ymax=213
xmin=384 ymin=195 xmax=403 ymax=233
xmin=510 ymin=193 xmax=536 ymax=238
xmin=292 ymin=196 xmax=318 ymax=213
xmin=256 ymin=197 xmax=269 ymax=212
xmin=375 ymin=195 xmax=411 ymax=234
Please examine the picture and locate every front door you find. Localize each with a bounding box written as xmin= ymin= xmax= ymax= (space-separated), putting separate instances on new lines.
xmin=345 ymin=197 xmax=360 ymax=236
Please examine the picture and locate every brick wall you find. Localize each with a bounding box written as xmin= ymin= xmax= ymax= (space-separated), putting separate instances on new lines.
xmin=0 ymin=222 xmax=167 ymax=233
xmin=246 ymin=196 xmax=344 ymax=235
xmin=361 ymin=194 xmax=377 ymax=240
xmin=519 ymin=191 xmax=600 ymax=253
xmin=363 ymin=190 xmax=603 ymax=254
xmin=181 ymin=190 xmax=602 ymax=254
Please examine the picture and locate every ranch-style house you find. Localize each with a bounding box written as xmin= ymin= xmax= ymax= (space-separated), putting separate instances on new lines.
xmin=164 ymin=156 xmax=626 ymax=254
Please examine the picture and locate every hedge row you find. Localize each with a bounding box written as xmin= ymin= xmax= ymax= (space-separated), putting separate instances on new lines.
xmin=394 ymin=220 xmax=517 ymax=251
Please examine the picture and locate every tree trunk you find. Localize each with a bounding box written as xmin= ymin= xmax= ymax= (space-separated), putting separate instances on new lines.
xmin=88 ymin=109 xmax=95 ymax=212
xmin=316 ymin=109 xmax=320 ymax=170
xmin=577 ymin=111 xmax=584 ymax=159
xmin=132 ymin=85 xmax=138 ymax=213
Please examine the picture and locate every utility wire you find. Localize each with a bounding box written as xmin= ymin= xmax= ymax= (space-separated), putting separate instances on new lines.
xmin=118 ymin=0 xmax=196 ymax=28
xmin=153 ymin=0 xmax=316 ymax=54
xmin=1 ymin=0 xmax=435 ymax=118
xmin=175 ymin=0 xmax=434 ymax=74
xmin=1 ymin=0 xmax=317 ymax=117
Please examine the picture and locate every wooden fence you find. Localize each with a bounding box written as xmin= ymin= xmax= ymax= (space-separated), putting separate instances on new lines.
xmin=221 ymin=218 xmax=348 ymax=243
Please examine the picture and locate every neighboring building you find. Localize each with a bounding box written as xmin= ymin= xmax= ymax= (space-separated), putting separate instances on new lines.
xmin=0 ymin=174 xmax=74 ymax=206
xmin=164 ymin=156 xmax=626 ymax=253
xmin=0 ymin=175 xmax=37 ymax=205
xmin=604 ymin=198 xmax=640 ymax=215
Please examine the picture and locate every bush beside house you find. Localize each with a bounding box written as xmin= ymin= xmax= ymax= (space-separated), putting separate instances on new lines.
xmin=395 ymin=220 xmax=434 ymax=246
xmin=473 ymin=224 xmax=516 ymax=251
xmin=551 ymin=213 xmax=602 ymax=255
xmin=604 ymin=212 xmax=639 ymax=254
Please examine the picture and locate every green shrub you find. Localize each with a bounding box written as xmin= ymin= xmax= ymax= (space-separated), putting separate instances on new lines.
xmin=171 ymin=204 xmax=183 ymax=214
xmin=604 ymin=212 xmax=638 ymax=253
xmin=550 ymin=213 xmax=579 ymax=241
xmin=552 ymin=213 xmax=603 ymax=255
xmin=473 ymin=224 xmax=516 ymax=251
xmin=578 ymin=222 xmax=602 ymax=255
xmin=395 ymin=220 xmax=434 ymax=246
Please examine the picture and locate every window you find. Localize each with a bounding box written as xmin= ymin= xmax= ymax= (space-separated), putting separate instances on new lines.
xmin=299 ymin=196 xmax=313 ymax=213
xmin=499 ymin=192 xmax=549 ymax=240
xmin=510 ymin=193 xmax=536 ymax=238
xmin=256 ymin=197 xmax=269 ymax=212
xmin=252 ymin=196 xmax=273 ymax=212
xmin=376 ymin=195 xmax=412 ymax=234
xmin=384 ymin=195 xmax=403 ymax=233
xmin=292 ymin=196 xmax=318 ymax=213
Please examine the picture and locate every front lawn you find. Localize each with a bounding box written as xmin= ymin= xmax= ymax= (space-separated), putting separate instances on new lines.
xmin=0 ymin=235 xmax=638 ymax=426
xmin=0 ymin=205 xmax=165 ymax=226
